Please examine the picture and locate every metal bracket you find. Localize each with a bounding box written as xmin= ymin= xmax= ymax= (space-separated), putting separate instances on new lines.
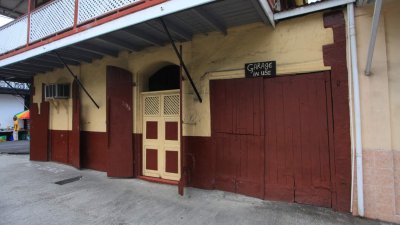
xmin=159 ymin=18 xmax=202 ymax=103
xmin=54 ymin=51 xmax=100 ymax=109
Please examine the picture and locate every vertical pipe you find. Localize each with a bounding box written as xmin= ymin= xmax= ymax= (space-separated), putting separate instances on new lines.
xmin=364 ymin=0 xmax=382 ymax=76
xmin=347 ymin=3 xmax=364 ymax=217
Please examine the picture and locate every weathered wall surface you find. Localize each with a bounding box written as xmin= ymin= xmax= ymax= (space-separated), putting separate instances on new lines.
xmin=33 ymin=68 xmax=76 ymax=131
xmin=182 ymin=12 xmax=333 ymax=136
xmin=33 ymin=53 xmax=130 ymax=132
xmin=351 ymin=1 xmax=400 ymax=223
xmin=33 ymin=12 xmax=332 ymax=136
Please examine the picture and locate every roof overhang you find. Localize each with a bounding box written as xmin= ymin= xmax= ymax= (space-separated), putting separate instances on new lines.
xmin=0 ymin=0 xmax=275 ymax=82
xmin=274 ymin=0 xmax=355 ymax=21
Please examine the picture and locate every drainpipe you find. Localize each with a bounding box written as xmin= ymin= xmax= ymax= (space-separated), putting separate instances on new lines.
xmin=347 ymin=3 xmax=364 ymax=217
xmin=364 ymin=0 xmax=382 ymax=76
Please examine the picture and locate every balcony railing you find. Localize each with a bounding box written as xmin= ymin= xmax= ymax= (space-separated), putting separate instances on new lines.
xmin=0 ymin=15 xmax=28 ymax=55
xmin=0 ymin=0 xmax=151 ymax=56
xmin=270 ymin=0 xmax=324 ymax=12
xmin=0 ymin=80 xmax=30 ymax=90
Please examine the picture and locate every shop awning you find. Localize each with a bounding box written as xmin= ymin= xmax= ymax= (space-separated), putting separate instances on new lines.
xmin=15 ymin=110 xmax=29 ymax=119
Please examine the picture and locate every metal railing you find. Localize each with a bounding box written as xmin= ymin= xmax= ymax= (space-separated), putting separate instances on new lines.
xmin=0 ymin=0 xmax=146 ymax=55
xmin=77 ymin=0 xmax=142 ymax=25
xmin=271 ymin=0 xmax=324 ymax=12
xmin=0 ymin=81 xmax=30 ymax=90
xmin=0 ymin=15 xmax=28 ymax=55
xmin=29 ymin=0 xmax=75 ymax=43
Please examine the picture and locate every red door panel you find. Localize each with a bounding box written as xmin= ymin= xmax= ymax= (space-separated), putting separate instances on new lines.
xmin=292 ymin=74 xmax=332 ymax=207
xmin=264 ymin=73 xmax=332 ymax=207
xmin=210 ymin=78 xmax=264 ymax=199
xmin=210 ymin=79 xmax=234 ymax=134
xmin=233 ymin=78 xmax=264 ymax=136
xmin=106 ymin=66 xmax=133 ymax=177
xmin=51 ymin=130 xmax=69 ymax=164
xmin=264 ymin=78 xmax=295 ymax=202
xmin=30 ymin=102 xmax=50 ymax=161
xmin=236 ymin=135 xmax=264 ymax=198
xmin=213 ymin=133 xmax=236 ymax=193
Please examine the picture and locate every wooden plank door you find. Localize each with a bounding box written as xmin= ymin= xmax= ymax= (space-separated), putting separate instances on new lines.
xmin=264 ymin=77 xmax=295 ymax=202
xmin=210 ymin=78 xmax=264 ymax=198
xmin=234 ymin=78 xmax=264 ymax=199
xmin=142 ymin=90 xmax=181 ymax=181
xmin=106 ymin=66 xmax=133 ymax=177
xmin=292 ymin=73 xmax=332 ymax=207
xmin=264 ymin=73 xmax=332 ymax=207
xmin=211 ymin=79 xmax=236 ymax=192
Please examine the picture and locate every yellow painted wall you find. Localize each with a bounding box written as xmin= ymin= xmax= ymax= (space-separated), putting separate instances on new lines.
xmin=79 ymin=52 xmax=130 ymax=132
xmin=350 ymin=1 xmax=400 ymax=223
xmin=124 ymin=12 xmax=332 ymax=135
xmin=33 ymin=67 xmax=77 ymax=131
xmin=34 ymin=12 xmax=332 ymax=135
xmin=33 ymin=52 xmax=130 ymax=132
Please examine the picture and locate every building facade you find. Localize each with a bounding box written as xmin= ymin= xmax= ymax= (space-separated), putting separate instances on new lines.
xmin=0 ymin=0 xmax=398 ymax=223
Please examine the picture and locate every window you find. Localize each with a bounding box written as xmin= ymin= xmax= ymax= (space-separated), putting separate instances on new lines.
xmin=45 ymin=83 xmax=70 ymax=100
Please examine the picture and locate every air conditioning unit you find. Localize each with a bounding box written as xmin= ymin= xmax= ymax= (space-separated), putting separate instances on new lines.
xmin=45 ymin=83 xmax=70 ymax=100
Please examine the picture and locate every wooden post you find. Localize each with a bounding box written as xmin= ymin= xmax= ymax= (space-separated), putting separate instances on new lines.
xmin=26 ymin=0 xmax=34 ymax=46
xmin=73 ymin=0 xmax=79 ymax=29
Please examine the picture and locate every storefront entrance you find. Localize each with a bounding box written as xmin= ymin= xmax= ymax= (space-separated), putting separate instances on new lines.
xmin=142 ymin=90 xmax=181 ymax=181
xmin=210 ymin=72 xmax=338 ymax=208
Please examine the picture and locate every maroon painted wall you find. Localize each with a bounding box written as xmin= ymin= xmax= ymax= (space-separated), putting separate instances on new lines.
xmin=30 ymin=102 xmax=50 ymax=161
xmin=50 ymin=130 xmax=69 ymax=164
xmin=81 ymin=131 xmax=108 ymax=172
xmin=184 ymin=136 xmax=213 ymax=189
xmin=323 ymin=10 xmax=352 ymax=212
xmin=69 ymin=80 xmax=81 ymax=168
xmin=133 ymin=133 xmax=142 ymax=178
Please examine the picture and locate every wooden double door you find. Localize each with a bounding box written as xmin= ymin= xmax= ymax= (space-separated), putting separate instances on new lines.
xmin=142 ymin=90 xmax=181 ymax=181
xmin=210 ymin=72 xmax=334 ymax=207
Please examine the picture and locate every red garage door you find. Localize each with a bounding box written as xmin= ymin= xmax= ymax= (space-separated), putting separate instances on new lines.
xmin=264 ymin=73 xmax=333 ymax=207
xmin=210 ymin=72 xmax=334 ymax=207
xmin=211 ymin=78 xmax=264 ymax=198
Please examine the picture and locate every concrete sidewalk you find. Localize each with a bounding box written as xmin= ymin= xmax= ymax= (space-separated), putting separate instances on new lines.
xmin=0 ymin=155 xmax=392 ymax=225
xmin=0 ymin=140 xmax=29 ymax=154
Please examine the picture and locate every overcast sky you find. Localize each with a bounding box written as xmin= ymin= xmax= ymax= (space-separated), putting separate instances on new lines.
xmin=0 ymin=15 xmax=13 ymax=27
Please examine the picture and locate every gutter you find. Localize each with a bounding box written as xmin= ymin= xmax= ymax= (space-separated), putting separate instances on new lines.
xmin=347 ymin=3 xmax=364 ymax=216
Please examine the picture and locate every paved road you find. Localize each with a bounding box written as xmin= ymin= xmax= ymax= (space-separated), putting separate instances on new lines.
xmin=0 ymin=155 xmax=393 ymax=225
xmin=0 ymin=140 xmax=29 ymax=154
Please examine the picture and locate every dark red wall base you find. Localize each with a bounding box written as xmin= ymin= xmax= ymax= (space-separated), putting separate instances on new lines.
xmin=184 ymin=136 xmax=213 ymax=189
xmin=49 ymin=131 xmax=141 ymax=175
xmin=81 ymin=131 xmax=108 ymax=172
xmin=133 ymin=133 xmax=143 ymax=178
xmin=323 ymin=10 xmax=351 ymax=212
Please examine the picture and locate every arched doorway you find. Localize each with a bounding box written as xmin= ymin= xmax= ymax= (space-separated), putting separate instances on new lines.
xmin=141 ymin=65 xmax=181 ymax=181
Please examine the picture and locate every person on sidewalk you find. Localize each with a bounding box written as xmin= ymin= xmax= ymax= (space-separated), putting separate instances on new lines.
xmin=13 ymin=116 xmax=19 ymax=141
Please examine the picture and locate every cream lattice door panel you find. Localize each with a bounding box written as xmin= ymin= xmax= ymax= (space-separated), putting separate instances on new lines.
xmin=142 ymin=90 xmax=180 ymax=181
